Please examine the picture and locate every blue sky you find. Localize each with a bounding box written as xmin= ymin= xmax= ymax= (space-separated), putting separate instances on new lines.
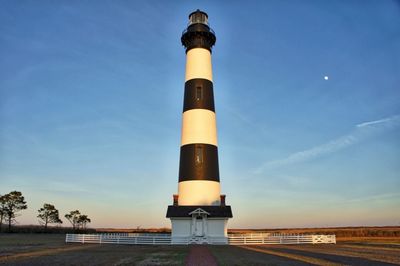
xmin=1 ymin=1 xmax=399 ymax=228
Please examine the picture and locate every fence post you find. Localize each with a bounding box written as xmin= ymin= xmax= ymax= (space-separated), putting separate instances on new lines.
xmin=83 ymin=234 xmax=85 ymax=244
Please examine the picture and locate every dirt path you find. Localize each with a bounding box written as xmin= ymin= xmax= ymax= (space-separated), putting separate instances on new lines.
xmin=185 ymin=245 xmax=217 ymax=266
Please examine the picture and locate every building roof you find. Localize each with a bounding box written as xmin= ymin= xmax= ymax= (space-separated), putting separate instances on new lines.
xmin=166 ymin=205 xmax=233 ymax=218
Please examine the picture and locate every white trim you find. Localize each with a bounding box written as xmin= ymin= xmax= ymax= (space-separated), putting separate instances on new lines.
xmin=189 ymin=208 xmax=210 ymax=216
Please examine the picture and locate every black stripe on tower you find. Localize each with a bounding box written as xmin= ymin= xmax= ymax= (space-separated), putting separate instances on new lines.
xmin=183 ymin=79 xmax=215 ymax=112
xmin=179 ymin=144 xmax=220 ymax=182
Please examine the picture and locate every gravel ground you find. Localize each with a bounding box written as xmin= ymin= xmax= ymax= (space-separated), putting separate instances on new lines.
xmin=1 ymin=234 xmax=400 ymax=265
xmin=1 ymin=244 xmax=188 ymax=266
xmin=268 ymin=246 xmax=398 ymax=266
xmin=0 ymin=234 xmax=187 ymax=266
xmin=258 ymin=243 xmax=400 ymax=266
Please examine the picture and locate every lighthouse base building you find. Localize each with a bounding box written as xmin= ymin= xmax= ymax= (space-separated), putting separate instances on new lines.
xmin=167 ymin=198 xmax=232 ymax=244
xmin=166 ymin=10 xmax=232 ymax=244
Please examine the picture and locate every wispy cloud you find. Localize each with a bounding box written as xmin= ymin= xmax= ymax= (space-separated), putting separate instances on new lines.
xmin=356 ymin=117 xmax=395 ymax=128
xmin=254 ymin=115 xmax=400 ymax=174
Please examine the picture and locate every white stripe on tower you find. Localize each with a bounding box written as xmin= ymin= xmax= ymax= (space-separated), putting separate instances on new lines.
xmin=178 ymin=181 xmax=220 ymax=206
xmin=185 ymin=48 xmax=213 ymax=82
xmin=181 ymin=109 xmax=217 ymax=146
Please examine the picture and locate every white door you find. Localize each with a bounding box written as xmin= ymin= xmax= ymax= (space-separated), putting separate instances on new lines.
xmin=195 ymin=218 xmax=203 ymax=236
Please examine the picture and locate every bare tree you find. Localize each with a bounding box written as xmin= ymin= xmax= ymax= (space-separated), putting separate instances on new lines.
xmin=2 ymin=191 xmax=28 ymax=231
xmin=37 ymin=203 xmax=62 ymax=231
xmin=65 ymin=210 xmax=81 ymax=230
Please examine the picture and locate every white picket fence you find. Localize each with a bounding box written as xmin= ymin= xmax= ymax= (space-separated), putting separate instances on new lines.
xmin=65 ymin=233 xmax=172 ymax=245
xmin=66 ymin=233 xmax=335 ymax=245
xmin=228 ymin=234 xmax=336 ymax=245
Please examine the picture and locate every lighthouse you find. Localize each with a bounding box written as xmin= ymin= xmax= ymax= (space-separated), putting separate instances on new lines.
xmin=166 ymin=9 xmax=232 ymax=244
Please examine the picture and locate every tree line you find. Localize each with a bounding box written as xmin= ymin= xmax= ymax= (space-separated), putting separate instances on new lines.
xmin=0 ymin=190 xmax=91 ymax=232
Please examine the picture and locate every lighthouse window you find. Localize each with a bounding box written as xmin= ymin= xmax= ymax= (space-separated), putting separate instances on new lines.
xmin=195 ymin=146 xmax=203 ymax=164
xmin=196 ymin=87 xmax=202 ymax=101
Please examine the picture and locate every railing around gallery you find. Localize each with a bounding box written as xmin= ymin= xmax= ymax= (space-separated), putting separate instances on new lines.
xmin=66 ymin=233 xmax=336 ymax=245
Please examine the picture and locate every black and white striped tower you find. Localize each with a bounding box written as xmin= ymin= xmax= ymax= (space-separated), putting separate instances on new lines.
xmin=167 ymin=10 xmax=232 ymax=244
xmin=178 ymin=9 xmax=219 ymax=206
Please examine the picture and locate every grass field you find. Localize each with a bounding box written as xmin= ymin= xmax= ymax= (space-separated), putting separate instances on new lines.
xmin=1 ymin=234 xmax=399 ymax=265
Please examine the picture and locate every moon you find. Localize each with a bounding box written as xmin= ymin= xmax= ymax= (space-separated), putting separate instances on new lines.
xmin=324 ymin=76 xmax=329 ymax=80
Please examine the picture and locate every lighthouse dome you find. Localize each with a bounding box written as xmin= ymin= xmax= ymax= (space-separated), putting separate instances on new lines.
xmin=188 ymin=9 xmax=209 ymax=26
